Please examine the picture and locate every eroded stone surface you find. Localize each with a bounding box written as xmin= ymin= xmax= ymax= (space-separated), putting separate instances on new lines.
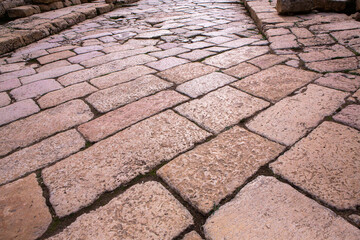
xmin=271 ymin=122 xmax=360 ymax=209
xmin=158 ymin=126 xmax=284 ymax=214
xmin=175 ymin=86 xmax=269 ymax=133
xmin=48 ymin=182 xmax=193 ymax=240
xmin=246 ymin=84 xmax=348 ymax=145
xmin=43 ymin=110 xmax=210 ymax=217
xmin=204 ymin=176 xmax=360 ymax=240
xmin=0 ymin=174 xmax=52 ymax=240
xmin=333 ymin=105 xmax=360 ymax=130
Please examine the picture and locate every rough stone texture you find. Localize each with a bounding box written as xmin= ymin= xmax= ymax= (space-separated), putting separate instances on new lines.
xmin=315 ymin=73 xmax=360 ymax=92
xmin=0 ymin=78 xmax=21 ymax=92
xmin=299 ymin=45 xmax=354 ymax=63
xmin=10 ymin=79 xmax=63 ymax=101
xmin=306 ymin=57 xmax=358 ymax=72
xmin=79 ymin=90 xmax=188 ymax=142
xmin=0 ymin=174 xmax=52 ymax=240
xmin=157 ymin=62 xmax=217 ymax=84
xmin=232 ymin=65 xmax=320 ymax=102
xmin=42 ymin=110 xmax=210 ymax=217
xmin=0 ymin=100 xmax=93 ymax=156
xmin=86 ymin=75 xmax=172 ymax=113
xmin=48 ymin=182 xmax=193 ymax=240
xmin=204 ymin=176 xmax=360 ymax=240
xmin=146 ymin=57 xmax=189 ymax=71
xmin=248 ymin=54 xmax=288 ymax=69
xmin=0 ymin=129 xmax=84 ymax=185
xmin=37 ymin=50 xmax=75 ymax=65
xmin=37 ymin=82 xmax=97 ymax=109
xmin=0 ymin=92 xmax=11 ymax=107
xmin=246 ymin=84 xmax=348 ymax=146
xmin=333 ymin=105 xmax=360 ymax=130
xmin=349 ymin=214 xmax=360 ymax=227
xmin=203 ymin=46 xmax=269 ymax=68
xmin=183 ymin=231 xmax=203 ymax=240
xmin=223 ymin=62 xmax=260 ymax=79
xmin=176 ymin=72 xmax=237 ymax=98
xmin=271 ymin=121 xmax=360 ymax=210
xmin=276 ymin=0 xmax=313 ymax=14
xmin=158 ymin=126 xmax=284 ymax=214
xmin=175 ymin=86 xmax=269 ymax=133
xmin=36 ymin=60 xmax=71 ymax=73
xmin=0 ymin=99 xmax=40 ymax=126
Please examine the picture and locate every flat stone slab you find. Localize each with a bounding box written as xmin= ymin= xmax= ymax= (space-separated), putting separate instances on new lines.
xmin=0 ymin=99 xmax=40 ymax=126
xmin=0 ymin=174 xmax=52 ymax=240
xmin=248 ymin=54 xmax=288 ymax=69
xmin=203 ymin=46 xmax=269 ymax=68
xmin=48 ymin=182 xmax=193 ymax=240
xmin=204 ymin=176 xmax=360 ymax=240
xmin=223 ymin=62 xmax=260 ymax=79
xmin=271 ymin=121 xmax=360 ymax=210
xmin=246 ymin=84 xmax=348 ymax=146
xmin=146 ymin=57 xmax=189 ymax=71
xmin=79 ymin=90 xmax=188 ymax=142
xmin=136 ymin=29 xmax=173 ymax=39
xmin=43 ymin=110 xmax=210 ymax=217
xmin=315 ymin=73 xmax=360 ymax=92
xmin=158 ymin=126 xmax=284 ymax=214
xmin=0 ymin=100 xmax=93 ymax=156
xmin=10 ymin=79 xmax=63 ymax=101
xmin=232 ymin=65 xmax=320 ymax=103
xmin=175 ymin=86 xmax=269 ymax=133
xmin=306 ymin=57 xmax=358 ymax=72
xmin=333 ymin=105 xmax=360 ymax=130
xmin=176 ymin=72 xmax=237 ymax=98
xmin=0 ymin=130 xmax=84 ymax=185
xmin=86 ymin=75 xmax=172 ymax=113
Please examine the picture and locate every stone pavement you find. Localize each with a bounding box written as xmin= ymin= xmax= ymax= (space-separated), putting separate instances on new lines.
xmin=0 ymin=0 xmax=360 ymax=239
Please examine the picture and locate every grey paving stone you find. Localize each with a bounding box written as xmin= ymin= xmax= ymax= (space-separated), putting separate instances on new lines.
xmin=10 ymin=79 xmax=63 ymax=101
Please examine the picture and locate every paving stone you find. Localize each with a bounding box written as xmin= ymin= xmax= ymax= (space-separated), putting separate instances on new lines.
xmin=74 ymin=45 xmax=103 ymax=54
xmin=178 ymin=50 xmax=215 ymax=61
xmin=0 ymin=92 xmax=11 ymax=107
xmin=269 ymin=34 xmax=299 ymax=50
xmin=37 ymin=50 xmax=76 ymax=65
xmin=136 ymin=29 xmax=172 ymax=39
xmin=0 ymin=100 xmax=93 ymax=156
xmin=58 ymin=54 xmax=156 ymax=86
xmin=223 ymin=62 xmax=260 ymax=79
xmin=206 ymin=36 xmax=233 ymax=44
xmin=219 ymin=38 xmax=259 ymax=48
xmin=266 ymin=28 xmax=291 ymax=37
xmin=183 ymin=231 xmax=203 ymax=240
xmin=0 ymin=129 xmax=84 ymax=185
xmin=298 ymin=34 xmax=335 ymax=47
xmin=47 ymin=45 xmax=76 ymax=54
xmin=203 ymin=46 xmax=269 ymax=68
xmin=47 ymin=182 xmax=193 ymax=240
xmin=232 ymin=65 xmax=320 ymax=103
xmin=0 ymin=99 xmax=40 ymax=126
xmin=79 ymin=90 xmax=188 ymax=142
xmin=182 ymin=41 xmax=214 ymax=49
xmin=271 ymin=121 xmax=360 ymax=209
xmin=315 ymin=73 xmax=360 ymax=92
xmin=290 ymin=27 xmax=314 ymax=38
xmin=299 ymin=45 xmax=354 ymax=63
xmin=37 ymin=82 xmax=97 ymax=109
xmin=86 ymin=75 xmax=172 ymax=113
xmin=306 ymin=57 xmax=358 ymax=72
xmin=333 ymin=105 xmax=360 ymax=130
xmin=0 ymin=67 xmax=36 ymax=82
xmin=176 ymin=72 xmax=237 ymax=98
xmin=204 ymin=176 xmax=360 ymax=240
xmin=349 ymin=214 xmax=360 ymax=227
xmin=149 ymin=47 xmax=190 ymax=58
xmin=10 ymin=79 xmax=63 ymax=101
xmin=248 ymin=54 xmax=288 ymax=69
xmin=0 ymin=174 xmax=52 ymax=240
xmin=157 ymin=62 xmax=217 ymax=84
xmin=43 ymin=110 xmax=210 ymax=217
xmin=36 ymin=60 xmax=71 ymax=73
xmin=0 ymin=62 xmax=27 ymax=73
xmin=146 ymin=57 xmax=189 ymax=71
xmin=176 ymin=86 xmax=269 ymax=133
xmin=158 ymin=126 xmax=283 ymax=214
xmin=246 ymin=84 xmax=348 ymax=146
xmin=68 ymin=51 xmax=104 ymax=64
xmin=0 ymin=78 xmax=21 ymax=92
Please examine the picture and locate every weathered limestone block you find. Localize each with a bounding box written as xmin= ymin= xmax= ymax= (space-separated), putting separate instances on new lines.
xmin=276 ymin=0 xmax=313 ymax=14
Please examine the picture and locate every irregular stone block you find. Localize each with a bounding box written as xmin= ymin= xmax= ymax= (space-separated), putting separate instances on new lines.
xmin=7 ymin=5 xmax=40 ymax=18
xmin=276 ymin=0 xmax=313 ymax=14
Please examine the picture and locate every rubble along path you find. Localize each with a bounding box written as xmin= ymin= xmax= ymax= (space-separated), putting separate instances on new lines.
xmin=0 ymin=0 xmax=360 ymax=239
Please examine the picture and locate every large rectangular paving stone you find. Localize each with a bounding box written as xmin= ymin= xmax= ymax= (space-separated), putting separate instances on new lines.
xmin=203 ymin=46 xmax=269 ymax=68
xmin=0 ymin=99 xmax=40 ymax=126
xmin=232 ymin=65 xmax=320 ymax=103
xmin=48 ymin=182 xmax=193 ymax=240
xmin=79 ymin=90 xmax=188 ymax=142
xmin=204 ymin=176 xmax=360 ymax=240
xmin=271 ymin=121 xmax=360 ymax=210
xmin=175 ymin=86 xmax=269 ymax=133
xmin=0 ymin=100 xmax=93 ymax=156
xmin=158 ymin=127 xmax=284 ymax=214
xmin=86 ymin=75 xmax=172 ymax=113
xmin=246 ymin=84 xmax=348 ymax=146
xmin=42 ymin=110 xmax=210 ymax=217
xmin=0 ymin=174 xmax=52 ymax=240
xmin=0 ymin=130 xmax=85 ymax=185
xmin=176 ymin=72 xmax=237 ymax=98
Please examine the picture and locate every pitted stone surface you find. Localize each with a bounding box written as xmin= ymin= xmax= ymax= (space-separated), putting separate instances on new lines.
xmin=0 ymin=174 xmax=52 ymax=240
xmin=333 ymin=105 xmax=360 ymax=130
xmin=246 ymin=84 xmax=348 ymax=145
xmin=232 ymin=65 xmax=320 ymax=103
xmin=204 ymin=176 xmax=360 ymax=240
xmin=271 ymin=122 xmax=360 ymax=210
xmin=0 ymin=130 xmax=85 ymax=185
xmin=315 ymin=73 xmax=360 ymax=92
xmin=43 ymin=110 xmax=210 ymax=217
xmin=175 ymin=86 xmax=269 ymax=133
xmin=158 ymin=127 xmax=284 ymax=214
xmin=48 ymin=182 xmax=193 ymax=240
xmin=0 ymin=100 xmax=93 ymax=156
xmin=306 ymin=57 xmax=358 ymax=72
xmin=86 ymin=75 xmax=172 ymax=113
